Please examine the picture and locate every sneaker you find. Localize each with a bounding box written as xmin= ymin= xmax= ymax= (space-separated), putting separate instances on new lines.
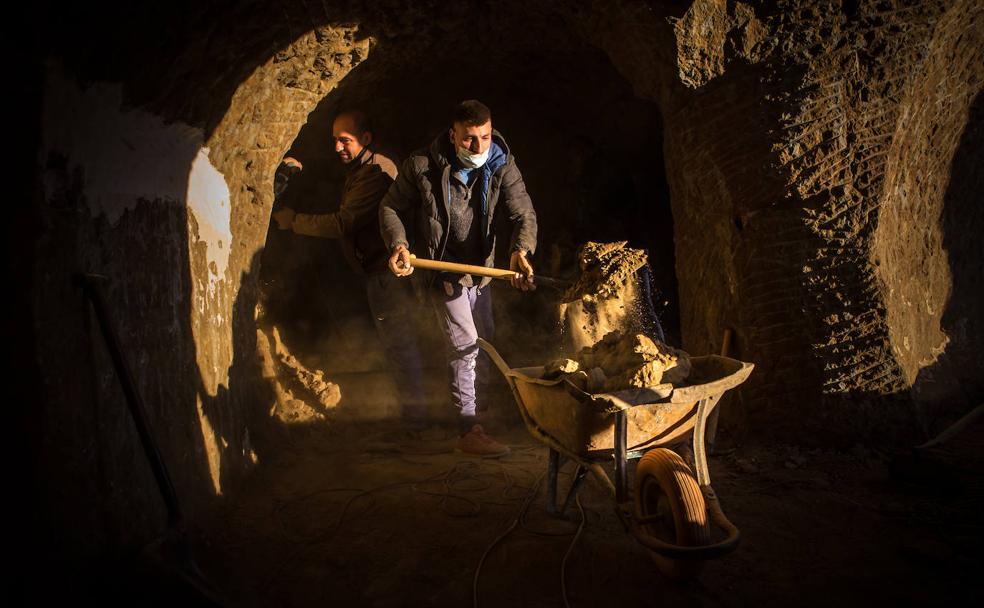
xmin=456 ymin=425 xmax=511 ymax=457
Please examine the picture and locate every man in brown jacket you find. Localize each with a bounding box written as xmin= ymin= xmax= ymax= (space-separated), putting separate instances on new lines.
xmin=273 ymin=110 xmax=426 ymax=428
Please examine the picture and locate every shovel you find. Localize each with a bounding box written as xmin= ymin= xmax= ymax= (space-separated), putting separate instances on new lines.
xmin=408 ymin=255 xmax=571 ymax=291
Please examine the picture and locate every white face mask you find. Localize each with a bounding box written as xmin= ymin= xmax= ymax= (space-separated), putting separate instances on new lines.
xmin=456 ymin=145 xmax=490 ymax=169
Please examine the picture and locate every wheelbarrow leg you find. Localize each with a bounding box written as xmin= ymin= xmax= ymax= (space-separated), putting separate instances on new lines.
xmin=546 ymin=448 xmax=561 ymax=515
xmin=614 ymin=410 xmax=628 ymax=503
xmin=692 ymin=395 xmax=721 ymax=487
xmin=547 ymin=449 xmax=570 ymax=515
xmin=560 ymin=465 xmax=589 ymax=516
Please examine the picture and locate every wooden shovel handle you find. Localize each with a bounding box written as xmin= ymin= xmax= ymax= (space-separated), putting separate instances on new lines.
xmin=409 ymin=255 xmax=518 ymax=281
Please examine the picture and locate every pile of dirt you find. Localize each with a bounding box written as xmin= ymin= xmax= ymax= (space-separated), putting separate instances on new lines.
xmin=545 ymin=330 xmax=691 ymax=392
xmin=558 ymin=240 xmax=659 ymax=352
xmin=256 ymin=324 xmax=341 ymax=424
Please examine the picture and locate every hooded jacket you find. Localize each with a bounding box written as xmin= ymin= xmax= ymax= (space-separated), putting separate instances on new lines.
xmin=378 ymin=130 xmax=538 ymax=287
xmin=291 ymin=148 xmax=396 ymax=274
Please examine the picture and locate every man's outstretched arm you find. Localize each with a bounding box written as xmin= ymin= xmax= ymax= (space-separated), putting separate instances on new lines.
xmin=379 ymin=158 xmax=421 ymax=276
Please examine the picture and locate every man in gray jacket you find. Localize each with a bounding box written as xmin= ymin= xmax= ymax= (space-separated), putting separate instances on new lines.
xmin=379 ymin=100 xmax=537 ymax=456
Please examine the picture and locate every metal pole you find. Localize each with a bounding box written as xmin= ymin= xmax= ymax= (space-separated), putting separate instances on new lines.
xmin=614 ymin=410 xmax=628 ymax=503
xmin=547 ymin=449 xmax=560 ymax=515
xmin=560 ymin=466 xmax=589 ymax=516
xmin=77 ymin=274 xmax=183 ymax=526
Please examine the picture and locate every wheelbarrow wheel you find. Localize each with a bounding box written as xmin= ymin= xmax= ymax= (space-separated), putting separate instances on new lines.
xmin=634 ymin=448 xmax=710 ymax=580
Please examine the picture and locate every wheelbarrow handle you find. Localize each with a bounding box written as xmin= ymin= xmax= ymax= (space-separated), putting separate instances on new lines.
xmin=628 ymin=486 xmax=741 ymax=560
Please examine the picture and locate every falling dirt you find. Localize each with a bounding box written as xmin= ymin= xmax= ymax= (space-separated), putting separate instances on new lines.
xmin=562 ymin=241 xmax=649 ymax=302
xmin=554 ymin=241 xmax=688 ymax=391
xmin=558 ymin=241 xmax=658 ymax=352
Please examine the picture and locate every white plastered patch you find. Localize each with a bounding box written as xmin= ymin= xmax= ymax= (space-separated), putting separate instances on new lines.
xmin=41 ymin=68 xmax=233 ymax=293
xmin=187 ymin=147 xmax=233 ymax=295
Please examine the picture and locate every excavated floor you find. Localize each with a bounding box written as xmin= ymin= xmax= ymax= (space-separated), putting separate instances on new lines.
xmin=210 ymin=414 xmax=984 ymax=607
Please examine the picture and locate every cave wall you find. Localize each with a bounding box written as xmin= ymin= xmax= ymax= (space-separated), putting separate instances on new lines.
xmin=24 ymin=0 xmax=984 ymax=566
xmin=872 ymin=0 xmax=984 ymax=409
xmin=570 ymin=0 xmax=984 ymax=438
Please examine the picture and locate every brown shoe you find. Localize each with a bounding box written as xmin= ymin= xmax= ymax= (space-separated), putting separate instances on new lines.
xmin=456 ymin=425 xmax=511 ymax=457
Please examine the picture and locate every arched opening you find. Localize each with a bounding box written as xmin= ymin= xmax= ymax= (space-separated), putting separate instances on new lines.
xmin=258 ymin=23 xmax=678 ymax=422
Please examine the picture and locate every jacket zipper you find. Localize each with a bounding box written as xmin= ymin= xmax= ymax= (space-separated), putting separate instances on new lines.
xmin=436 ymin=164 xmax=452 ymax=262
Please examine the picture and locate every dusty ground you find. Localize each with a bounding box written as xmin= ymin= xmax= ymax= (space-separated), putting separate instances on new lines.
xmin=209 ymin=410 xmax=984 ymax=607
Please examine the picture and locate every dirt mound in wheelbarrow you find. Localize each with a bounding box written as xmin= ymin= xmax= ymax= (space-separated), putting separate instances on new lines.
xmin=545 ymin=330 xmax=691 ymax=392
xmin=558 ymin=241 xmax=661 ymax=352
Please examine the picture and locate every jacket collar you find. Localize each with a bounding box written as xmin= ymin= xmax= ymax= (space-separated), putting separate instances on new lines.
xmin=346 ymin=146 xmax=373 ymax=173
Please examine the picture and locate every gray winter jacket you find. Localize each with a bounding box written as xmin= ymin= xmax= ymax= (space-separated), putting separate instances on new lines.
xmin=378 ymin=130 xmax=537 ymax=286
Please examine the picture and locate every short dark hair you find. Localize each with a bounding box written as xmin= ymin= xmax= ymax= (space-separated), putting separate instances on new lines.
xmin=453 ymin=100 xmax=491 ymax=127
xmin=335 ymin=109 xmax=373 ymax=136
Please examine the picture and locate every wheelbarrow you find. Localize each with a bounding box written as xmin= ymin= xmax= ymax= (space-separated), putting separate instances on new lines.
xmin=477 ymin=338 xmax=754 ymax=579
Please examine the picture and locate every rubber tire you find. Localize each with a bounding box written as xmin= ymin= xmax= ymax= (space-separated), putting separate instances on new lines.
xmin=634 ymin=448 xmax=711 ymax=580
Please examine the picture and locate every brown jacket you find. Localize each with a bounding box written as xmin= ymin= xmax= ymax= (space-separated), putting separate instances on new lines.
xmin=292 ymin=149 xmax=397 ymax=274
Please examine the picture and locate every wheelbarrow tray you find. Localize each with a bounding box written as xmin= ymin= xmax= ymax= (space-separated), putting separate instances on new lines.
xmin=499 ymin=355 xmax=753 ymax=459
